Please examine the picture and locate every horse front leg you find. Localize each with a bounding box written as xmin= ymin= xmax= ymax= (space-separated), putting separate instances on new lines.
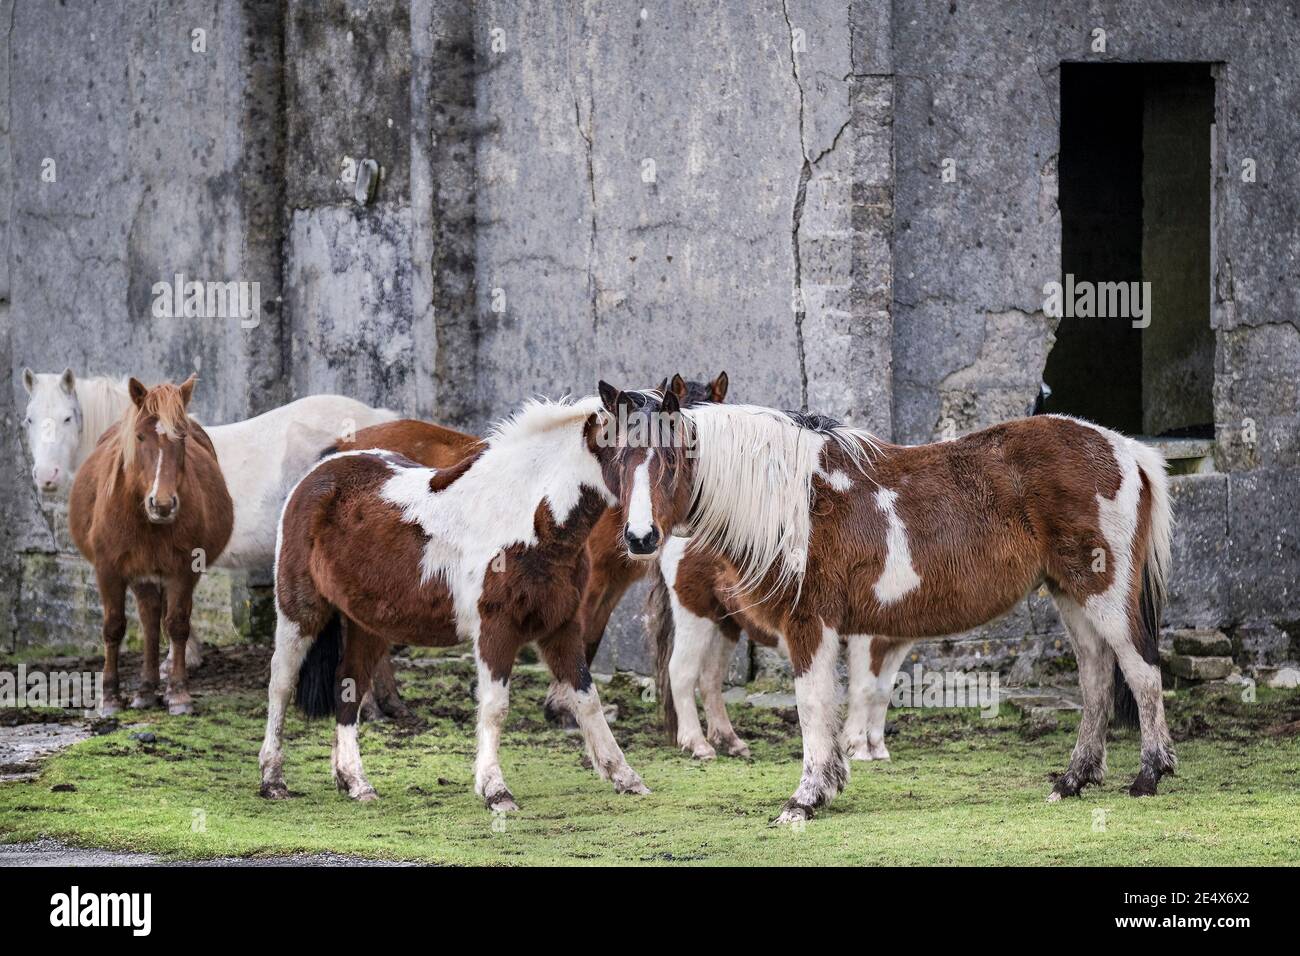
xmin=538 ymin=621 xmax=649 ymax=796
xmin=773 ymin=623 xmax=848 ymax=825
xmin=472 ymin=629 xmax=519 ymax=812
xmin=162 ymin=575 xmax=198 ymax=715
xmin=129 ymin=581 xmax=164 ymax=709
xmin=96 ymin=569 xmax=128 ymax=716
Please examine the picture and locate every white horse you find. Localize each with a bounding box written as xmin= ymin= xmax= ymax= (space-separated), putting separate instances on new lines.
xmin=21 ymin=368 xmax=398 ymax=665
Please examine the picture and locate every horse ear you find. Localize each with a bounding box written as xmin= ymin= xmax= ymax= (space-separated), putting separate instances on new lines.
xmin=598 ymin=380 xmax=620 ymax=415
xmin=21 ymin=367 xmax=35 ymax=395
xmin=670 ymin=374 xmax=688 ymax=400
xmin=59 ymin=368 xmax=76 ymax=395
xmin=179 ymin=373 xmax=198 ymax=408
xmin=128 ymin=378 xmax=148 ymax=408
xmin=656 ymin=377 xmax=669 ymax=396
xmin=661 ymin=389 xmax=681 ymax=414
xmin=709 ymin=371 xmax=728 ymax=403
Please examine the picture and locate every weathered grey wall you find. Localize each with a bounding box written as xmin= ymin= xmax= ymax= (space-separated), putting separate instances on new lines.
xmin=3 ymin=1 xmax=1297 ymax=679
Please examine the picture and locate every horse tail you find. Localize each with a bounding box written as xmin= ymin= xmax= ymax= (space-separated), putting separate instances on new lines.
xmin=1112 ymin=443 xmax=1172 ymax=727
xmin=646 ymin=564 xmax=677 ymax=743
xmin=294 ymin=612 xmax=342 ymax=718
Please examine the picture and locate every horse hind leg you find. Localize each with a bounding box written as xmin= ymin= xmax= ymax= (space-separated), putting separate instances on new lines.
xmin=258 ymin=612 xmax=313 ymax=799
xmin=702 ymin=629 xmax=749 ymax=758
xmin=1047 ymin=596 xmax=1113 ymax=801
xmin=1090 ymin=604 xmax=1175 ymax=797
xmin=331 ymin=619 xmax=385 ymax=801
xmin=845 ymin=636 xmax=909 ymax=762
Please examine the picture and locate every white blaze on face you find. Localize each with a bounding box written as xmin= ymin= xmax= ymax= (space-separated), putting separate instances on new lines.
xmin=872 ymin=487 xmax=921 ymax=604
xmin=625 ymin=448 xmax=655 ymax=538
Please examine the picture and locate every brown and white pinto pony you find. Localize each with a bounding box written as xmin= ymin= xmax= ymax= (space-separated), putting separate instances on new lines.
xmin=69 ymin=376 xmax=233 ymax=716
xmin=259 ymin=396 xmax=649 ymax=809
xmin=599 ymin=383 xmax=1174 ymax=824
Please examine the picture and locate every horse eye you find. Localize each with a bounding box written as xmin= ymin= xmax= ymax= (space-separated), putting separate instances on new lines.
xmin=136 ymin=433 xmax=145 ymax=442
xmin=63 ymin=416 xmax=72 ymax=424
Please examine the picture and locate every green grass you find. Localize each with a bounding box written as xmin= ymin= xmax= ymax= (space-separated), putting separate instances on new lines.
xmin=1 ymin=650 xmax=1297 ymax=865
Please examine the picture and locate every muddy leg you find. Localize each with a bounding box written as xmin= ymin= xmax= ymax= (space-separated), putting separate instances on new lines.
xmin=96 ymin=570 xmax=128 ymax=716
xmin=539 ymin=622 xmax=648 ymax=796
xmin=1048 ymin=598 xmax=1113 ymax=800
xmin=702 ymin=629 xmax=749 ymax=757
xmin=259 ymin=614 xmax=312 ymax=799
xmin=129 ymin=581 xmax=164 ymax=709
xmin=1093 ymin=611 xmax=1175 ymax=797
xmin=331 ymin=619 xmax=386 ymax=800
xmin=773 ymin=624 xmax=848 ymax=825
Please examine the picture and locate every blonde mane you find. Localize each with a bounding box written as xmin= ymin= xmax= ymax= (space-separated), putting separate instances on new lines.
xmin=683 ymin=404 xmax=881 ymax=602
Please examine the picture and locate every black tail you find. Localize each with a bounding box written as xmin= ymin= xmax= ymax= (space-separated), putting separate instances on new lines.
xmin=646 ymin=566 xmax=677 ymax=743
xmin=1112 ymin=565 xmax=1162 ymax=728
xmin=294 ymin=612 xmax=342 ymax=718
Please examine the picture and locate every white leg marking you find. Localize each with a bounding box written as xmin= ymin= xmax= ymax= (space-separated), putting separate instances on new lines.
xmin=332 ymin=722 xmax=377 ymax=800
xmin=473 ymin=657 xmax=515 ymax=810
xmin=553 ymin=682 xmax=649 ymax=794
xmin=774 ymin=626 xmax=847 ymax=824
xmin=667 ymin=593 xmax=718 ymax=759
xmin=845 ymin=637 xmax=910 ymax=761
xmin=258 ymin=615 xmax=309 ymax=797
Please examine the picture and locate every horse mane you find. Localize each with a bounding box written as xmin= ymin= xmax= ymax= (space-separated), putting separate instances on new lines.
xmin=682 ymin=403 xmax=882 ymax=602
xmin=484 ymin=395 xmax=606 ymax=447
xmin=104 ymin=382 xmax=193 ymax=493
xmin=73 ymin=375 xmax=132 ymax=467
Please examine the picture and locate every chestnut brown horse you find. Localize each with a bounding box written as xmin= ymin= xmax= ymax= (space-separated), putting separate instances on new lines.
xmin=598 ymin=383 xmax=1174 ymax=824
xmin=69 ymin=376 xmax=233 ymax=716
xmin=259 ymin=396 xmax=649 ymax=809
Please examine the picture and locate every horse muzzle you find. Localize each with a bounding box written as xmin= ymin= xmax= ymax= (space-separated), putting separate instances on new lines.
xmin=145 ymin=495 xmax=180 ymax=524
xmin=623 ymin=526 xmax=661 ymax=559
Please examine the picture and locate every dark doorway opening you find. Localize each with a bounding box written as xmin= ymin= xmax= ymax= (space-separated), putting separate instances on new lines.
xmin=1043 ymin=63 xmax=1216 ymax=439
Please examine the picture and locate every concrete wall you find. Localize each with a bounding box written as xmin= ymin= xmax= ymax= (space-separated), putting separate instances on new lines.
xmin=3 ymin=1 xmax=1297 ymax=678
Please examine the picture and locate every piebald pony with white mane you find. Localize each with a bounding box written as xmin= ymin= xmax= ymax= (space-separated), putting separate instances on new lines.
xmin=599 ymin=383 xmax=1173 ymax=824
xmin=261 ymin=395 xmax=649 ymax=808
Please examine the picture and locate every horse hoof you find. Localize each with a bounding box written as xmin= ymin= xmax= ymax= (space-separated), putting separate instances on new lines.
xmin=99 ymin=699 xmax=123 ymax=717
xmin=770 ymin=803 xmax=812 ymax=827
xmin=728 ymin=742 xmax=752 ymax=759
xmin=353 ymin=787 xmax=379 ymax=802
xmin=130 ymin=694 xmax=161 ymax=710
xmin=259 ymin=781 xmax=290 ymax=800
xmin=167 ymin=701 xmax=194 ymax=716
xmin=614 ymin=774 xmax=650 ymax=795
xmin=687 ymin=741 xmax=717 ymax=761
xmin=485 ymin=791 xmax=518 ymax=813
xmin=1045 ymin=790 xmax=1063 ymax=803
